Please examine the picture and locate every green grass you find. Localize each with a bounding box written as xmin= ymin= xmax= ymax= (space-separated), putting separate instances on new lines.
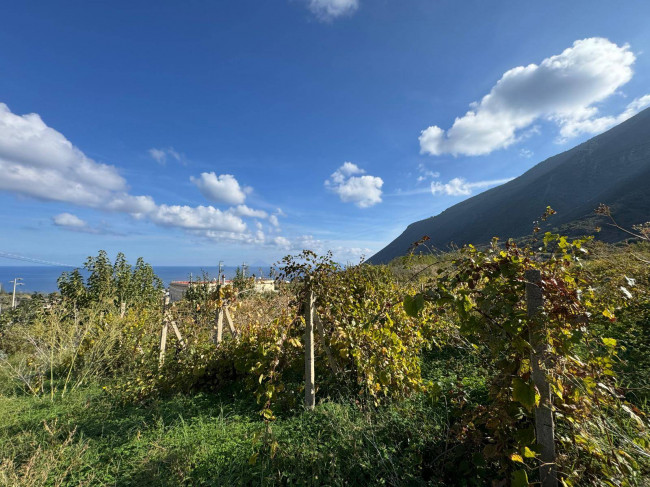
xmin=0 ymin=381 xmax=473 ymax=486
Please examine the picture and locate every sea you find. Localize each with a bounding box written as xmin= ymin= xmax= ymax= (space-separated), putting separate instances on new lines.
xmin=0 ymin=265 xmax=273 ymax=294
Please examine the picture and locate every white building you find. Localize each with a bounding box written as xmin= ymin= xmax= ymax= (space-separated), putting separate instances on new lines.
xmin=168 ymin=278 xmax=276 ymax=302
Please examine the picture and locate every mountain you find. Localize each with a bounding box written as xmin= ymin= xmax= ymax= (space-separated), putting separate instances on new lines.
xmin=368 ymin=108 xmax=650 ymax=264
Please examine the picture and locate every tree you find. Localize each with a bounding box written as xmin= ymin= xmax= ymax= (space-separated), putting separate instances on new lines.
xmin=57 ymin=251 xmax=163 ymax=313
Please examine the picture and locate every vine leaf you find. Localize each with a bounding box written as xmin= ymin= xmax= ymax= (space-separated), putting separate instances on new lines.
xmin=512 ymin=377 xmax=538 ymax=411
xmin=403 ymin=294 xmax=425 ymax=317
xmin=511 ymin=469 xmax=529 ymax=487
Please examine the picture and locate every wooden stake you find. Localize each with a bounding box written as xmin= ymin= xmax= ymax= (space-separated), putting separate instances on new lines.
xmin=304 ymin=277 xmax=315 ymax=409
xmin=159 ymin=294 xmax=170 ymax=367
xmin=159 ymin=322 xmax=168 ymax=367
xmin=224 ymin=306 xmax=238 ymax=338
xmin=214 ymin=307 xmax=224 ymax=344
xmin=213 ymin=284 xmax=224 ymax=345
xmin=525 ymin=269 xmax=557 ymax=487
xmin=171 ymin=322 xmax=186 ymax=349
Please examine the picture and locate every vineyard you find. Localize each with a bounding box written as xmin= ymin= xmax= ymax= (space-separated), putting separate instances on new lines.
xmin=0 ymin=215 xmax=649 ymax=486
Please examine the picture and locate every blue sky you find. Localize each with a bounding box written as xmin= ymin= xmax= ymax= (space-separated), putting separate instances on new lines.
xmin=1 ymin=0 xmax=649 ymax=266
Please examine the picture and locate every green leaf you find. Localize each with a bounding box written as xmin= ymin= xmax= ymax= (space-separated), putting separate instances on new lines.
xmin=512 ymin=469 xmax=529 ymax=487
xmin=403 ymin=294 xmax=425 ymax=317
xmin=514 ymin=425 xmax=535 ymax=446
xmin=512 ymin=377 xmax=537 ymax=411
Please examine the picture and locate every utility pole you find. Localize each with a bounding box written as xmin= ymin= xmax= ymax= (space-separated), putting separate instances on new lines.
xmin=218 ymin=261 xmax=224 ymax=281
xmin=10 ymin=278 xmax=23 ymax=309
xmin=242 ymin=262 xmax=248 ymax=278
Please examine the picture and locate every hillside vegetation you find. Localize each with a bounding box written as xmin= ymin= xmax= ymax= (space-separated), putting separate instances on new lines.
xmin=0 ymin=219 xmax=649 ymax=486
xmin=369 ymin=107 xmax=650 ymax=264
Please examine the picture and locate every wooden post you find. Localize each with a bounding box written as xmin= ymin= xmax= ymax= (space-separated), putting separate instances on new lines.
xmin=213 ymin=285 xmax=223 ymax=345
xmin=171 ymin=322 xmax=186 ymax=349
xmin=120 ymin=301 xmax=126 ymax=318
xmin=224 ymin=306 xmax=238 ymax=338
xmin=159 ymin=295 xmax=170 ymax=367
xmin=525 ymin=269 xmax=557 ymax=487
xmin=214 ymin=308 xmax=224 ymax=344
xmin=304 ymin=277 xmax=315 ymax=409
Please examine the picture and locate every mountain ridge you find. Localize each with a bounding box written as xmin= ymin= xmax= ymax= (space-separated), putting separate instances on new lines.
xmin=368 ymin=108 xmax=650 ymax=264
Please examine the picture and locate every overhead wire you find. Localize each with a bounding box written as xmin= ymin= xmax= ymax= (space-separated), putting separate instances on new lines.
xmin=0 ymin=250 xmax=75 ymax=268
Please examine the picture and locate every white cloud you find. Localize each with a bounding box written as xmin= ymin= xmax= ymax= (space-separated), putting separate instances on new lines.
xmin=230 ymin=205 xmax=268 ymax=219
xmin=557 ymin=94 xmax=650 ymax=140
xmin=272 ymin=236 xmax=291 ymax=249
xmin=430 ymin=177 xmax=513 ymax=196
xmin=416 ymin=163 xmax=440 ymax=182
xmin=150 ymin=204 xmax=247 ymax=233
xmin=519 ymin=149 xmax=534 ymax=159
xmin=0 ymin=103 xmax=279 ymax=245
xmin=307 ymin=0 xmax=358 ymax=21
xmin=269 ymin=233 xmax=372 ymax=263
xmin=269 ymin=214 xmax=280 ymax=228
xmin=325 ymin=162 xmax=383 ymax=208
xmin=148 ymin=148 xmax=166 ymax=164
xmin=203 ymin=229 xmax=266 ymax=246
xmin=148 ymin=147 xmax=184 ymax=165
xmin=190 ymin=172 xmax=249 ymax=205
xmin=105 ymin=194 xmax=157 ymax=217
xmin=419 ymin=38 xmax=648 ymax=156
xmin=53 ymin=213 xmax=87 ymax=228
xmin=0 ymin=103 xmax=127 ymax=206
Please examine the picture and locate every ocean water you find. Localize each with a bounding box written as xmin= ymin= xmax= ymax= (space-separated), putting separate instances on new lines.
xmin=0 ymin=265 xmax=273 ymax=294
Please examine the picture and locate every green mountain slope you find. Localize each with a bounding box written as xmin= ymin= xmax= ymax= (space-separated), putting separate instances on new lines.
xmin=368 ymin=108 xmax=650 ymax=264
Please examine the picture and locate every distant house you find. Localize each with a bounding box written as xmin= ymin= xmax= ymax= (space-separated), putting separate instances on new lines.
xmin=253 ymin=279 xmax=276 ymax=293
xmin=168 ymin=279 xmax=225 ymax=302
xmin=168 ymin=278 xmax=276 ymax=302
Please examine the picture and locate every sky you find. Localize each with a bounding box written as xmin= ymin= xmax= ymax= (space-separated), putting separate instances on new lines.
xmin=1 ymin=0 xmax=649 ymax=267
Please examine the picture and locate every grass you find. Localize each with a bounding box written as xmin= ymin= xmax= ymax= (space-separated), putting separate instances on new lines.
xmin=0 ymin=343 xmax=494 ymax=487
xmin=0 ymin=379 xmax=472 ymax=486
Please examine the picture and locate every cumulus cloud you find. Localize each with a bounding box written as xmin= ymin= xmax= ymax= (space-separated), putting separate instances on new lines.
xmin=0 ymin=103 xmax=290 ymax=244
xmin=272 ymin=236 xmax=291 ymax=249
xmin=307 ymin=0 xmax=358 ymax=21
xmin=430 ymin=177 xmax=513 ymax=196
xmin=105 ymin=194 xmax=157 ymax=217
xmin=53 ymin=213 xmax=87 ymax=228
xmin=0 ymin=103 xmax=127 ymax=206
xmin=419 ymin=38 xmax=649 ymax=156
xmin=230 ymin=205 xmax=268 ymax=219
xmin=190 ymin=172 xmax=250 ymax=205
xmin=325 ymin=162 xmax=383 ymax=208
xmin=149 ymin=204 xmax=247 ymax=232
xmin=557 ymin=94 xmax=650 ymax=140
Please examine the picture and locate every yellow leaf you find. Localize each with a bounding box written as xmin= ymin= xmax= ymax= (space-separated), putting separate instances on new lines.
xmin=523 ymin=446 xmax=536 ymax=458
xmin=510 ymin=453 xmax=524 ymax=463
xmin=601 ymin=337 xmax=617 ymax=348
